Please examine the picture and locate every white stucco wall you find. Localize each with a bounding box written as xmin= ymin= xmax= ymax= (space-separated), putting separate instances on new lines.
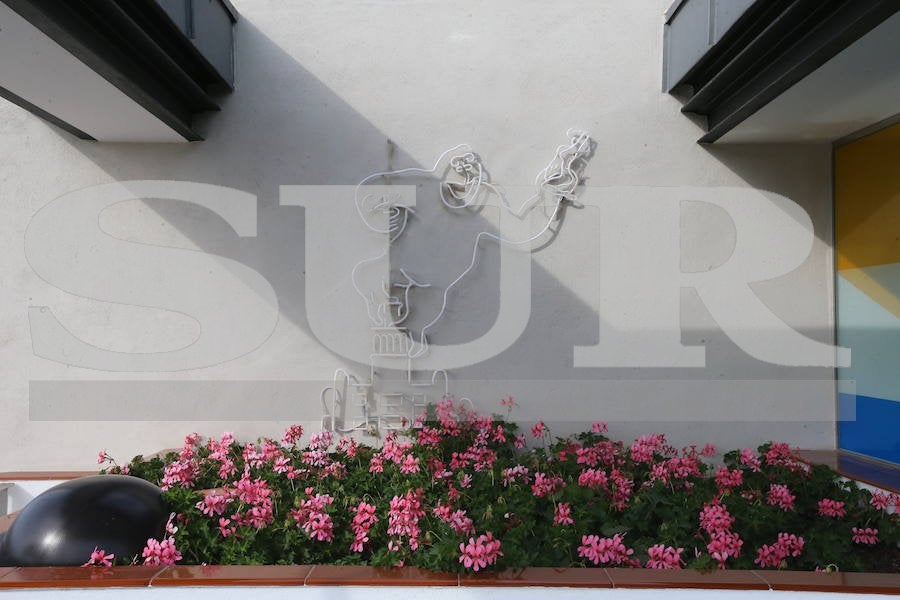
xmin=0 ymin=0 xmax=836 ymax=471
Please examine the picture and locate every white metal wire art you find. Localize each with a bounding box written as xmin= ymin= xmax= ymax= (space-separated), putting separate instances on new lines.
xmin=321 ymin=129 xmax=593 ymax=434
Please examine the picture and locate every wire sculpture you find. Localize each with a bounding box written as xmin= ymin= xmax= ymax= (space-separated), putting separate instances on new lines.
xmin=322 ymin=129 xmax=593 ymax=434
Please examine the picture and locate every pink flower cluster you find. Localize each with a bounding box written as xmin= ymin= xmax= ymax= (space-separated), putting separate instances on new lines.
xmin=458 ymin=532 xmax=503 ymax=571
xmin=870 ymin=491 xmax=899 ymax=512
xmin=231 ymin=471 xmax=275 ymax=529
xmin=577 ymin=533 xmax=635 ymax=566
xmin=576 ymin=440 xmax=621 ymax=468
xmin=387 ymin=488 xmax=426 ymax=551
xmin=578 ymin=468 xmax=608 ymax=489
xmin=706 ymin=531 xmax=744 ymax=569
xmin=699 ymin=502 xmax=742 ymax=568
xmin=650 ymin=456 xmax=702 ymax=487
xmin=501 ymin=465 xmax=529 ymax=487
xmin=434 ymin=503 xmax=476 ymax=536
xmin=714 ymin=467 xmax=743 ymax=492
xmin=282 ymin=424 xmax=304 ymax=446
xmin=739 ymin=448 xmax=762 ymax=472
xmin=630 ymin=434 xmax=666 ymax=463
xmin=290 ymin=488 xmax=335 ymax=542
xmin=754 ymin=533 xmax=805 ymax=568
xmin=591 ymin=421 xmax=608 ymax=434
xmin=699 ymin=502 xmax=735 ymax=533
xmin=575 ymin=466 xmax=633 ymax=511
xmin=161 ymin=458 xmax=199 ymax=491
xmin=196 ymin=492 xmax=231 ymax=517
xmin=766 ymin=483 xmax=796 ymax=512
xmin=349 ymin=502 xmax=378 ymax=552
xmin=370 ymin=435 xmax=416 ymax=474
xmin=142 ymin=537 xmax=182 ymax=566
xmin=608 ymin=469 xmax=635 ymax=511
xmin=817 ymin=498 xmax=846 ymax=518
xmin=531 ymin=472 xmax=564 ymax=498
xmin=851 ymin=527 xmax=879 ymax=545
xmin=553 ymin=502 xmax=574 ymax=526
xmin=82 ymin=547 xmax=115 ymax=568
xmin=645 ymin=544 xmax=684 ymax=569
xmin=764 ymin=443 xmax=806 ymax=472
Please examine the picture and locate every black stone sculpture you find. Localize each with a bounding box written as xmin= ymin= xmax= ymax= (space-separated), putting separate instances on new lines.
xmin=0 ymin=475 xmax=167 ymax=566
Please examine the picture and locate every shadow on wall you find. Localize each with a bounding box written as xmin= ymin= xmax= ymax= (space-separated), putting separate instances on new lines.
xmin=35 ymin=18 xmax=839 ymax=445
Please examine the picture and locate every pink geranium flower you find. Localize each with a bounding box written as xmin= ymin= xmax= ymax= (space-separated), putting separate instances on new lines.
xmin=290 ymin=490 xmax=335 ymax=542
xmin=82 ymin=547 xmax=114 ymax=567
xmin=530 ymin=421 xmax=546 ymax=439
xmin=531 ymin=472 xmax=564 ymax=498
xmin=646 ymin=544 xmax=684 ymax=569
xmin=817 ymin=499 xmax=846 ymax=518
xmin=387 ymin=488 xmax=426 ymax=551
xmin=577 ymin=533 xmax=634 ymax=565
xmin=851 ymin=527 xmax=879 ymax=545
xmin=630 ymin=434 xmax=665 ymax=463
xmin=142 ymin=537 xmax=182 ymax=566
xmin=870 ymin=491 xmax=899 ymax=512
xmin=553 ymin=502 xmax=574 ymax=526
xmin=459 ymin=532 xmax=503 ymax=571
xmin=754 ymin=533 xmax=803 ymax=568
xmin=706 ymin=530 xmax=743 ymax=568
xmin=700 ymin=443 xmax=717 ymax=458
xmin=399 ymin=454 xmax=420 ymax=474
xmin=714 ymin=467 xmax=743 ymax=492
xmin=196 ymin=493 xmax=230 ymax=517
xmin=282 ymin=424 xmax=304 ymax=446
xmin=739 ymin=448 xmax=761 ymax=472
xmin=767 ymin=484 xmax=796 ymax=511
xmin=217 ymin=517 xmax=235 ymax=538
xmin=578 ymin=468 xmax=608 ymax=489
xmin=699 ymin=502 xmax=734 ymax=533
xmin=350 ymin=502 xmax=378 ymax=552
xmin=501 ymin=465 xmax=529 ymax=487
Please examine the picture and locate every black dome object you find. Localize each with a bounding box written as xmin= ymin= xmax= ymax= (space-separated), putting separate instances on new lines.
xmin=0 ymin=475 xmax=167 ymax=566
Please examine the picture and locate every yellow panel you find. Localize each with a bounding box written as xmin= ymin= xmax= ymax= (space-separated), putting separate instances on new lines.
xmin=835 ymin=122 xmax=900 ymax=271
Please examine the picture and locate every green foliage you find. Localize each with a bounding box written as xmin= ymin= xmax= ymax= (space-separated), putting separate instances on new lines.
xmin=109 ymin=407 xmax=899 ymax=573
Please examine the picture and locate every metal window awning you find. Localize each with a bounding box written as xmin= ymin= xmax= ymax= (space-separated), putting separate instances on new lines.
xmin=664 ymin=0 xmax=900 ymax=144
xmin=0 ymin=0 xmax=237 ymax=142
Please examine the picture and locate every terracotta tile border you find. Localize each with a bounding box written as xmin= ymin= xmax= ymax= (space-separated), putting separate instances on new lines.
xmin=459 ymin=567 xmax=611 ymax=587
xmin=0 ymin=566 xmax=167 ymax=588
xmin=151 ymin=565 xmax=312 ymax=586
xmin=305 ymin=565 xmax=458 ymax=586
xmin=757 ymin=570 xmax=900 ymax=594
xmin=605 ymin=568 xmax=770 ymax=590
xmin=0 ymin=566 xmax=896 ymax=592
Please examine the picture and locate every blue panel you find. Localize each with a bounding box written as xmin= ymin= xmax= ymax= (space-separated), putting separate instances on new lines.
xmin=836 ymin=269 xmax=900 ymax=401
xmin=839 ymin=393 xmax=900 ymax=465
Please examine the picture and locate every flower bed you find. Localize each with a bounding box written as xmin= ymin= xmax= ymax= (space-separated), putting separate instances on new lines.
xmin=97 ymin=398 xmax=899 ymax=573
